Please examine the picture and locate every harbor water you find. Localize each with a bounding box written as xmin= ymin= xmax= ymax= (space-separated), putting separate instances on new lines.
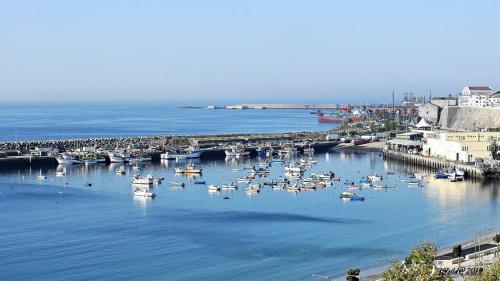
xmin=0 ymin=104 xmax=336 ymax=141
xmin=1 ymin=149 xmax=499 ymax=280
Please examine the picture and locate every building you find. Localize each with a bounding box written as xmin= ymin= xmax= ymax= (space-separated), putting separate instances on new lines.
xmin=489 ymin=92 xmax=500 ymax=107
xmin=422 ymin=131 xmax=500 ymax=163
xmin=418 ymin=103 xmax=441 ymax=124
xmin=431 ymin=95 xmax=458 ymax=107
xmin=459 ymin=86 xmax=494 ymax=107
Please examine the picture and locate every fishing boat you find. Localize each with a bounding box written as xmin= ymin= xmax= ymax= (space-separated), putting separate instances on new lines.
xmin=56 ymin=154 xmax=82 ymax=164
xmin=302 ymin=145 xmax=315 ymax=154
xmin=174 ymin=164 xmax=202 ymax=174
xmin=161 ymin=147 xmax=203 ymax=160
xmin=414 ymin=173 xmax=427 ymax=180
xmin=287 ymin=183 xmax=302 ymax=192
xmin=434 ymin=172 xmax=448 ymax=179
xmin=108 ymin=152 xmax=131 ymax=163
xmin=132 ymin=184 xmax=155 ymax=197
xmin=131 ymin=175 xmax=153 ymax=185
xmin=251 ymin=167 xmax=269 ymax=175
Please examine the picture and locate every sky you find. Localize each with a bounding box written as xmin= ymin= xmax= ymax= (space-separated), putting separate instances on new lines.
xmin=1 ymin=0 xmax=499 ymax=104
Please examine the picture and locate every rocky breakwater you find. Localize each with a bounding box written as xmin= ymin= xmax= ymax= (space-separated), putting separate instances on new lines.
xmin=0 ymin=136 xmax=191 ymax=152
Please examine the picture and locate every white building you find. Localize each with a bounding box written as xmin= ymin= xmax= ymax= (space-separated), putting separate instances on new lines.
xmin=489 ymin=92 xmax=500 ymax=107
xmin=431 ymin=95 xmax=457 ymax=108
xmin=459 ymin=86 xmax=494 ymax=107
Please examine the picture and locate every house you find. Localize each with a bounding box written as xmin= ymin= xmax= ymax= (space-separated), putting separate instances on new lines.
xmin=431 ymin=95 xmax=458 ymax=107
xmin=422 ymin=131 xmax=500 ymax=163
xmin=459 ymin=86 xmax=494 ymax=107
xmin=489 ymin=92 xmax=500 ymax=107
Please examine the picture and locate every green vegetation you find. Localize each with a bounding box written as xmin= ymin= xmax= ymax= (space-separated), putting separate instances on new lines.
xmin=489 ymin=140 xmax=500 ymax=160
xmin=381 ymin=241 xmax=451 ymax=281
xmin=384 ymin=120 xmax=398 ymax=131
xmin=465 ymin=258 xmax=500 ymax=281
xmin=346 ymin=268 xmax=360 ymax=281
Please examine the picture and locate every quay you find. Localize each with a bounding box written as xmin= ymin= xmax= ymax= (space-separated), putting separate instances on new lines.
xmin=383 ymin=150 xmax=484 ymax=179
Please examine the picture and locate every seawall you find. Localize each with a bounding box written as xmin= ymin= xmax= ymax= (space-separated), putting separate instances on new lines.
xmin=439 ymin=106 xmax=500 ymax=130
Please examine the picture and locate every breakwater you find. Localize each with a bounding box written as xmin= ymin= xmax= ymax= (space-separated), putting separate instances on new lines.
xmin=383 ymin=150 xmax=484 ymax=179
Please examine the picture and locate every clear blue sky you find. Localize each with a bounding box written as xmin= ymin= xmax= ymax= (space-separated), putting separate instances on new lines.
xmin=1 ymin=0 xmax=499 ymax=104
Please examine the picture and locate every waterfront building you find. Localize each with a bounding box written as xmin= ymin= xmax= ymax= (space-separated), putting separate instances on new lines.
xmin=431 ymin=95 xmax=458 ymax=107
xmin=422 ymin=131 xmax=500 ymax=163
xmin=459 ymin=86 xmax=494 ymax=107
xmin=488 ymin=92 xmax=500 ymax=107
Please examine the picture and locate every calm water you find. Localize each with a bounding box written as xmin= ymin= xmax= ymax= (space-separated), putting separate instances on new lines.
xmin=0 ymin=104 xmax=335 ymax=141
xmin=1 ymin=150 xmax=499 ymax=280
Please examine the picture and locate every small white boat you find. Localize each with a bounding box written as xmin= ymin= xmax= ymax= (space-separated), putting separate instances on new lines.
xmin=132 ymin=185 xmax=155 ymax=197
xmin=161 ymin=147 xmax=202 ymax=160
xmin=222 ymin=183 xmax=237 ymax=190
xmin=131 ymin=175 xmax=153 ymax=185
xmin=237 ymin=178 xmax=251 ymax=183
xmin=208 ymin=184 xmax=220 ymax=192
xmin=169 ymin=182 xmax=186 ymax=187
xmin=56 ymin=154 xmax=82 ymax=165
xmin=109 ymin=152 xmax=131 ymax=163
xmin=84 ymin=158 xmax=97 ymax=165
xmin=368 ymin=175 xmax=383 ymax=182
xmin=174 ymin=164 xmax=202 ymax=174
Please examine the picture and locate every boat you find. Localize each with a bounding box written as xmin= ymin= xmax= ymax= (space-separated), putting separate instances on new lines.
xmin=237 ymin=178 xmax=251 ymax=183
xmin=56 ymin=154 xmax=82 ymax=164
xmin=434 ymin=172 xmax=448 ymax=179
xmin=174 ymin=164 xmax=202 ymax=174
xmin=208 ymin=184 xmax=220 ymax=192
xmin=271 ymin=159 xmax=285 ymax=163
xmin=108 ymin=152 xmax=131 ymax=163
xmin=129 ymin=154 xmax=152 ymax=163
xmin=339 ymin=192 xmax=364 ymax=201
xmin=408 ymin=179 xmax=420 ymax=187
xmin=132 ymin=184 xmax=155 ymax=197
xmin=224 ymin=147 xmax=249 ymax=158
xmin=194 ymin=180 xmax=206 ymax=185
xmin=131 ymin=175 xmax=153 ymax=185
xmin=251 ymin=167 xmax=269 ymax=175
xmin=222 ymin=183 xmax=237 ymax=190
xmin=287 ymin=183 xmax=302 ymax=192
xmin=169 ymin=182 xmax=186 ymax=187
xmin=284 ymin=163 xmax=304 ymax=174
xmin=161 ymin=147 xmax=203 ymax=160
xmin=84 ymin=158 xmax=97 ymax=165
xmin=302 ymin=146 xmax=315 ymax=154
xmin=367 ymin=175 xmax=383 ymax=181
xmin=116 ymin=167 xmax=126 ymax=175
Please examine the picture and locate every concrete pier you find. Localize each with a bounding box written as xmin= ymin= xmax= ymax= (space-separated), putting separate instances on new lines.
xmin=383 ymin=150 xmax=484 ymax=179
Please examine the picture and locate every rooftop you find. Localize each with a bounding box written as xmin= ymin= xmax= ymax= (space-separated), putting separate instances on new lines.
xmin=467 ymin=86 xmax=492 ymax=91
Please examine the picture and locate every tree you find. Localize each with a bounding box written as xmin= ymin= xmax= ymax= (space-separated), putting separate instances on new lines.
xmin=381 ymin=241 xmax=452 ymax=281
xmin=453 ymin=244 xmax=463 ymax=267
xmin=346 ymin=268 xmax=360 ymax=281
xmin=494 ymin=234 xmax=500 ymax=256
xmin=384 ymin=120 xmax=398 ymax=131
xmin=489 ymin=140 xmax=500 ymax=160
